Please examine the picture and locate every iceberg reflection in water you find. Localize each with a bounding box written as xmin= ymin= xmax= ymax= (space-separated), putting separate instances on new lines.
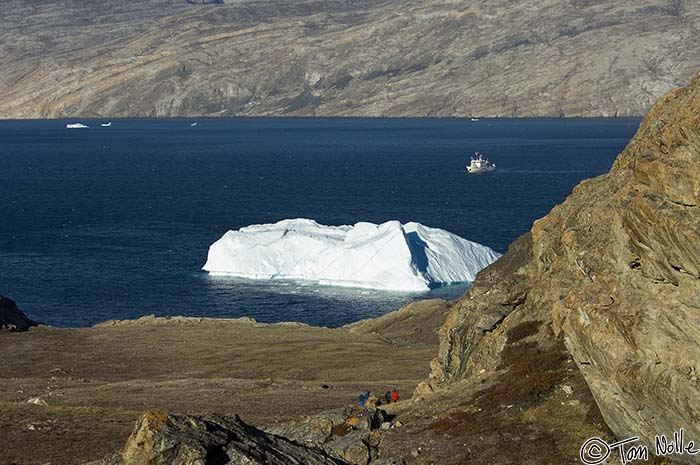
xmin=202 ymin=273 xmax=472 ymax=327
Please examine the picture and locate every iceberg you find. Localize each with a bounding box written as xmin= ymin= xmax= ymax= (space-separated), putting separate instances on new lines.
xmin=203 ymin=219 xmax=501 ymax=291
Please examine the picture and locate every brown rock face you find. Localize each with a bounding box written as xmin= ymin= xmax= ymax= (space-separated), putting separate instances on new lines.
xmin=0 ymin=296 xmax=38 ymax=332
xmin=1 ymin=0 xmax=699 ymax=118
xmin=426 ymin=73 xmax=700 ymax=460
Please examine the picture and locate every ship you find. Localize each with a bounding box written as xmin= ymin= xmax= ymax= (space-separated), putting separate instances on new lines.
xmin=66 ymin=122 xmax=89 ymax=129
xmin=466 ymin=152 xmax=496 ymax=174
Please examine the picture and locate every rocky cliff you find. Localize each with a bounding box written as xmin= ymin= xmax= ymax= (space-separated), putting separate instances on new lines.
xmin=1 ymin=0 xmax=699 ymax=118
xmin=423 ymin=73 xmax=700 ymax=460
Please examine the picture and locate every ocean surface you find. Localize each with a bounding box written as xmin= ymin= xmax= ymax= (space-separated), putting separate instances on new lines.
xmin=0 ymin=117 xmax=640 ymax=327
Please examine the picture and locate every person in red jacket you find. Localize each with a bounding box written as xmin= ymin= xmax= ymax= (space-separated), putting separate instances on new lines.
xmin=390 ymin=389 xmax=399 ymax=402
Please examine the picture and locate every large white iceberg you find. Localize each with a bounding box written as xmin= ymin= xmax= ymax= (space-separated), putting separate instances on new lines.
xmin=203 ymin=219 xmax=501 ymax=291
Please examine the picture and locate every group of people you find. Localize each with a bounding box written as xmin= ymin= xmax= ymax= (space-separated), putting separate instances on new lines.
xmin=358 ymin=389 xmax=399 ymax=407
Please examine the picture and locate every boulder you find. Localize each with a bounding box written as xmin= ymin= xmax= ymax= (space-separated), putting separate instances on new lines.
xmin=0 ymin=296 xmax=38 ymax=332
xmin=265 ymin=409 xmax=345 ymax=449
xmin=265 ymin=407 xmax=386 ymax=465
xmin=324 ymin=430 xmax=372 ymax=465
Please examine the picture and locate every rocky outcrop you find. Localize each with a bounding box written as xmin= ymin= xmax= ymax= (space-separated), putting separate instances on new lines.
xmin=424 ymin=73 xmax=700 ymax=461
xmin=266 ymin=407 xmax=395 ymax=465
xmin=0 ymin=1 xmax=699 ymax=118
xmin=0 ymin=296 xmax=37 ymax=332
xmin=87 ymin=408 xmax=401 ymax=465
xmin=88 ymin=411 xmax=349 ymax=465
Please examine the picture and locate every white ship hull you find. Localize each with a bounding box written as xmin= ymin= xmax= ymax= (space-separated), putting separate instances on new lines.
xmin=466 ymin=165 xmax=496 ymax=174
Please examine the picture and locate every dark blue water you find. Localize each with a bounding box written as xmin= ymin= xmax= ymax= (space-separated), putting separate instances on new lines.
xmin=0 ymin=118 xmax=640 ymax=327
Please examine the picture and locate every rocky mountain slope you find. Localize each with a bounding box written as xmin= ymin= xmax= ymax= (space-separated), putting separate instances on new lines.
xmin=1 ymin=0 xmax=699 ymax=118
xmin=422 ymin=72 xmax=700 ymax=460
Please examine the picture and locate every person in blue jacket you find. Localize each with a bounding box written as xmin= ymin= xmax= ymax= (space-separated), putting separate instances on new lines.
xmin=358 ymin=391 xmax=370 ymax=406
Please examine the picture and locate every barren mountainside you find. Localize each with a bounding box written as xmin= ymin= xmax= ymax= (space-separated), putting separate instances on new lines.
xmin=1 ymin=0 xmax=700 ymax=118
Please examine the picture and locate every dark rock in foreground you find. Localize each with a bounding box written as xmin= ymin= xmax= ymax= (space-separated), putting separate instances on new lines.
xmin=89 ymin=412 xmax=350 ymax=465
xmin=0 ymin=296 xmax=38 ymax=332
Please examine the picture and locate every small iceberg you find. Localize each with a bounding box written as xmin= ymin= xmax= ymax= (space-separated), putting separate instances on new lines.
xmin=203 ymin=219 xmax=501 ymax=291
xmin=101 ymin=122 xmax=112 ymax=127
xmin=190 ymin=122 xmax=198 ymax=127
xmin=66 ymin=122 xmax=89 ymax=129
